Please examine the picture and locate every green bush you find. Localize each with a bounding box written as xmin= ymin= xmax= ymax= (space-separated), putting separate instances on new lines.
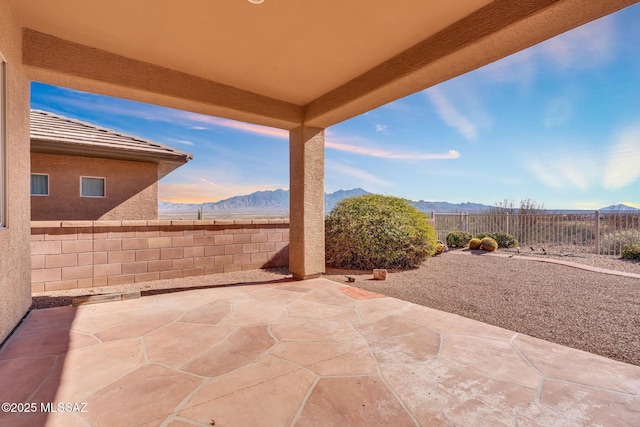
xmin=621 ymin=244 xmax=640 ymax=260
xmin=446 ymin=231 xmax=473 ymax=248
xmin=325 ymin=194 xmax=438 ymax=270
xmin=480 ymin=237 xmax=498 ymax=252
xmin=469 ymin=238 xmax=482 ymax=250
xmin=490 ymin=232 xmax=518 ymax=248
xmin=475 ymin=232 xmax=518 ymax=248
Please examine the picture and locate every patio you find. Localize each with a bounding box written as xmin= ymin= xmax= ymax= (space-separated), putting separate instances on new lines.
xmin=1 ymin=278 xmax=638 ymax=426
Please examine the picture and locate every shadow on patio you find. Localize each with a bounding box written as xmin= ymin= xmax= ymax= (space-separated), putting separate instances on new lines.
xmin=1 ymin=278 xmax=639 ymax=426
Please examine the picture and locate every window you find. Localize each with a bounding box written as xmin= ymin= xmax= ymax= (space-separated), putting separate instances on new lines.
xmin=80 ymin=176 xmax=105 ymax=197
xmin=0 ymin=54 xmax=6 ymax=227
xmin=30 ymin=174 xmax=49 ymax=196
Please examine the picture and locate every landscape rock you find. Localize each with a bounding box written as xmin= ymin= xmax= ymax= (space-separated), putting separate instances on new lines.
xmin=373 ymin=269 xmax=387 ymax=280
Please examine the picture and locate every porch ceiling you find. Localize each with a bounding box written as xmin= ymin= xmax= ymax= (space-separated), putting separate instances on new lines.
xmin=10 ymin=0 xmax=639 ymax=129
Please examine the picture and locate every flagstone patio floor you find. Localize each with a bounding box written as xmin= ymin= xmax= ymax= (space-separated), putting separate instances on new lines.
xmin=1 ymin=278 xmax=638 ymax=426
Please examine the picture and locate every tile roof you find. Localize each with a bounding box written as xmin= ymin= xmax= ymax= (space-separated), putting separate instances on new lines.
xmin=30 ymin=109 xmax=193 ymax=162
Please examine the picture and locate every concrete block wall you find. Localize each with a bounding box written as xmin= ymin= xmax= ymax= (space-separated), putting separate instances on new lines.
xmin=31 ymin=219 xmax=290 ymax=293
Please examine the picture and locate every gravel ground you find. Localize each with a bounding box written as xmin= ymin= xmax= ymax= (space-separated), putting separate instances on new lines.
xmin=31 ymin=250 xmax=639 ymax=366
xmin=501 ymin=246 xmax=640 ymax=275
xmin=325 ymin=250 xmax=640 ymax=366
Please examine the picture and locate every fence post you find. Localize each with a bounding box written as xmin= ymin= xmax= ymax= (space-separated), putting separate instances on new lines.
xmin=506 ymin=212 xmax=510 ymax=235
xmin=595 ymin=210 xmax=600 ymax=254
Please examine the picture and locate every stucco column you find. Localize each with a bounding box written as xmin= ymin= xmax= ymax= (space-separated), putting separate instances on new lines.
xmin=289 ymin=126 xmax=325 ymax=280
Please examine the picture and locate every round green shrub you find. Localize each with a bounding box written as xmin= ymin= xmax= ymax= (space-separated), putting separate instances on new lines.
xmin=480 ymin=237 xmax=498 ymax=252
xmin=446 ymin=231 xmax=473 ymax=248
xmin=621 ymin=244 xmax=640 ymax=260
xmin=325 ymin=194 xmax=438 ymax=270
xmin=469 ymin=238 xmax=482 ymax=250
xmin=490 ymin=232 xmax=519 ymax=248
xmin=475 ymin=232 xmax=517 ymax=248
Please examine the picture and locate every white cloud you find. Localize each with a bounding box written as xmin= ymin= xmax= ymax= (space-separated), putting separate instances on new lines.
xmin=176 ymin=112 xmax=289 ymax=139
xmin=39 ymin=90 xmax=461 ymax=163
xmin=326 ymin=137 xmax=459 ymax=161
xmin=603 ymin=127 xmax=640 ymax=189
xmin=325 ymin=161 xmax=394 ymax=188
xmin=527 ymin=151 xmax=597 ymax=190
xmin=175 ymin=139 xmax=195 ymax=146
xmin=543 ymin=96 xmax=573 ymax=128
xmin=527 ymin=123 xmax=640 ymax=192
xmin=573 ymin=201 xmax=609 ymax=210
xmin=35 ymin=91 xmax=291 ymax=139
xmin=541 ymin=17 xmax=616 ymax=70
xmin=375 ymin=124 xmax=388 ymax=133
xmin=425 ymin=87 xmax=477 ymax=141
xmin=480 ymin=13 xmax=617 ymax=87
xmin=480 ymin=49 xmax=536 ymax=87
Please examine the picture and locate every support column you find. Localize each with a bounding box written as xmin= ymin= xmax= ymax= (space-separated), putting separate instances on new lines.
xmin=289 ymin=126 xmax=325 ymax=280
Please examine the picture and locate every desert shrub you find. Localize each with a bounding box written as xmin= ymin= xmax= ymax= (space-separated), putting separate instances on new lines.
xmin=469 ymin=238 xmax=482 ymax=250
xmin=325 ymin=194 xmax=438 ymax=270
xmin=490 ymin=232 xmax=518 ymax=248
xmin=600 ymin=230 xmax=640 ymax=255
xmin=475 ymin=232 xmax=517 ymax=248
xmin=622 ymin=244 xmax=640 ymax=260
xmin=446 ymin=231 xmax=472 ymax=248
xmin=480 ymin=237 xmax=498 ymax=252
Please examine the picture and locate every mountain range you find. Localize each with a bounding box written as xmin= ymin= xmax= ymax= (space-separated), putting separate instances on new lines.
xmin=159 ymin=189 xmax=639 ymax=216
xmin=159 ymin=188 xmax=374 ymax=215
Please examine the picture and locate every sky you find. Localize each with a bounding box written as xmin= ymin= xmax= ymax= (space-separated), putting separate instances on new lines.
xmin=31 ymin=4 xmax=640 ymax=210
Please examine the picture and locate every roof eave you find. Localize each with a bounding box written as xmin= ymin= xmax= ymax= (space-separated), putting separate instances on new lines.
xmin=30 ymin=138 xmax=193 ymax=165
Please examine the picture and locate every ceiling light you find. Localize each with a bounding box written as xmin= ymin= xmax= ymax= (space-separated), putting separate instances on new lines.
xmin=248 ymin=0 xmax=264 ymax=4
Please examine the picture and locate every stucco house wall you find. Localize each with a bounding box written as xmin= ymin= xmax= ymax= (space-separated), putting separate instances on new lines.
xmin=0 ymin=2 xmax=32 ymax=342
xmin=31 ymin=152 xmax=158 ymax=221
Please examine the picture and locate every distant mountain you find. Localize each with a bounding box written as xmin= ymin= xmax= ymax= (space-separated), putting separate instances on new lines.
xmin=599 ymin=204 xmax=640 ymax=212
xmin=160 ymin=188 xmax=372 ymax=215
xmin=324 ymin=188 xmax=371 ymax=212
xmin=158 ymin=200 xmax=201 ymax=212
xmin=160 ymin=193 xmax=640 ymax=217
xmin=159 ymin=188 xmax=495 ymax=216
xmin=201 ymin=189 xmax=290 ymax=211
xmin=410 ymin=200 xmax=491 ymax=213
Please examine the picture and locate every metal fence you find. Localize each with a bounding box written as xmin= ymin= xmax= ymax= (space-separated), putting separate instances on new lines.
xmin=432 ymin=211 xmax=640 ymax=255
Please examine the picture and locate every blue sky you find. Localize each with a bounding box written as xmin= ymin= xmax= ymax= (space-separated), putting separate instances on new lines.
xmin=31 ymin=5 xmax=640 ymax=209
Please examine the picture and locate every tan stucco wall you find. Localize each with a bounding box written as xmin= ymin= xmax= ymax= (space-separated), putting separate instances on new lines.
xmin=0 ymin=2 xmax=32 ymax=342
xmin=289 ymin=126 xmax=325 ymax=279
xmin=31 ymin=219 xmax=289 ymax=292
xmin=31 ymin=153 xmax=158 ymax=221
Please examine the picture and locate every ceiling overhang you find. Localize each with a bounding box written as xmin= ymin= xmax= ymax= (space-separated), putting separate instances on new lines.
xmin=23 ymin=29 xmax=304 ymax=130
xmin=16 ymin=0 xmax=640 ymax=130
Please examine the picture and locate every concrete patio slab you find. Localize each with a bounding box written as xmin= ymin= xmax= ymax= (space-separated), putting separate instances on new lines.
xmin=0 ymin=278 xmax=638 ymax=426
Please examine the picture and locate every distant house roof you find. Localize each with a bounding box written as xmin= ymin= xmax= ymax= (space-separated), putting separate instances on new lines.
xmin=30 ymin=109 xmax=193 ymax=178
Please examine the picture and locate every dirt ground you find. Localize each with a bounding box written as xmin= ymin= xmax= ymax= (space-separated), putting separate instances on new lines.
xmin=324 ymin=251 xmax=640 ymax=366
